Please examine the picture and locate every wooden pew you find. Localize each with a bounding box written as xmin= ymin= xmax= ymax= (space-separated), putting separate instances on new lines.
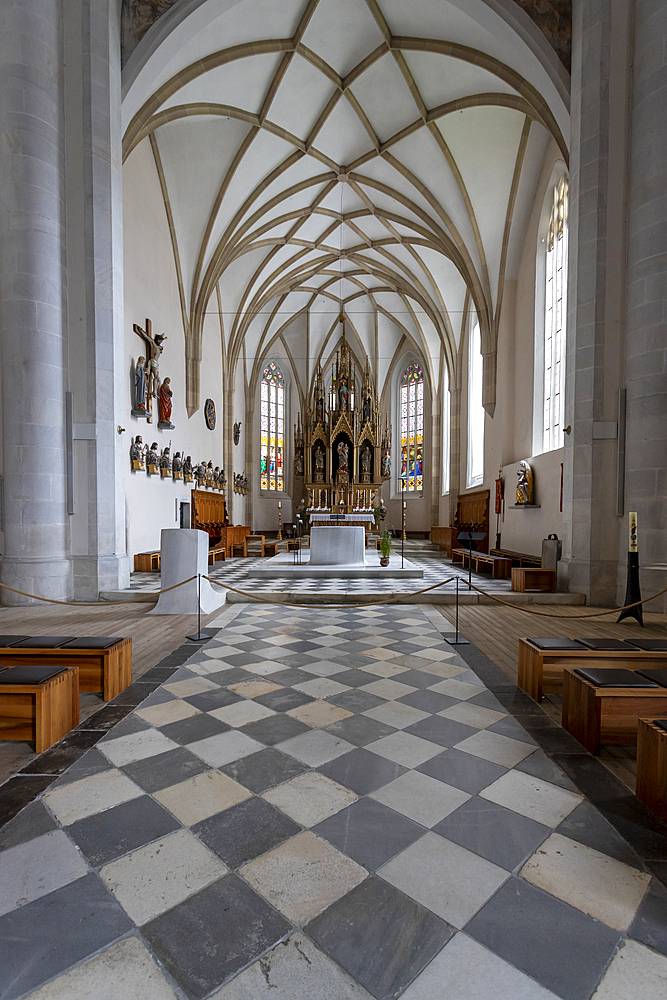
xmin=517 ymin=637 xmax=667 ymax=702
xmin=452 ymin=548 xmax=511 ymax=580
xmin=134 ymin=551 xmax=160 ymax=572
xmin=636 ymin=718 xmax=667 ymax=824
xmin=0 ymin=637 xmax=132 ymax=702
xmin=562 ymin=667 xmax=667 ymax=754
xmin=511 ymin=567 xmax=555 ymax=592
xmin=491 ymin=547 xmax=541 ymax=567
xmin=0 ymin=666 xmax=79 ymax=753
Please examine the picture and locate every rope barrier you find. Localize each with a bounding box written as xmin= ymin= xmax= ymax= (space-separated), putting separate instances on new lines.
xmin=0 ymin=576 xmax=197 ymax=607
xmin=204 ymin=575 xmax=458 ymax=609
xmin=463 ymin=581 xmax=667 ymax=619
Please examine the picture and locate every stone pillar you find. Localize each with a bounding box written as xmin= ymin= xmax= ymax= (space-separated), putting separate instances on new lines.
xmin=623 ymin=0 xmax=667 ymax=610
xmin=559 ymin=0 xmax=633 ymax=604
xmin=0 ymin=0 xmax=71 ymax=603
xmin=64 ymin=0 xmax=129 ymax=598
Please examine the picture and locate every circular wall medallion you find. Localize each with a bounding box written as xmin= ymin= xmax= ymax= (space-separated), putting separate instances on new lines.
xmin=204 ymin=398 xmax=216 ymax=430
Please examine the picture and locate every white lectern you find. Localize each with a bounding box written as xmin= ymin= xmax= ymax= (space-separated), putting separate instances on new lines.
xmin=149 ymin=528 xmax=226 ymax=615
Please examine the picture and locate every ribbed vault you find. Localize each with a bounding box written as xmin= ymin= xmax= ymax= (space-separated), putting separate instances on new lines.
xmin=122 ymin=0 xmax=569 ymax=415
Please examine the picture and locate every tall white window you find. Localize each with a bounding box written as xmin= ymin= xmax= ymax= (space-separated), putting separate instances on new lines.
xmin=442 ymin=365 xmax=450 ymax=494
xmin=260 ymin=361 xmax=284 ymax=491
xmin=467 ymin=320 xmax=484 ymax=488
xmin=543 ymin=176 xmax=568 ymax=451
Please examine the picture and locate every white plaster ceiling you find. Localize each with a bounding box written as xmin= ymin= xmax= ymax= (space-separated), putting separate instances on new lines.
xmin=123 ymin=0 xmax=568 ymax=401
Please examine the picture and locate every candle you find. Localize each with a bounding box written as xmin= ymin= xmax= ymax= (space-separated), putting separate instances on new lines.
xmin=629 ymin=511 xmax=637 ymax=553
xmin=278 ymin=501 xmax=282 ymax=510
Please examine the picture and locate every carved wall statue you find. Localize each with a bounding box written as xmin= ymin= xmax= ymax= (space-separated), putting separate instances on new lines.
xmin=121 ymin=0 xmax=178 ymax=67
xmin=132 ymin=358 xmax=148 ymax=417
xmin=183 ymin=455 xmax=193 ymax=482
xmin=195 ymin=461 xmax=206 ymax=485
xmin=159 ymin=446 xmax=172 ymax=477
xmin=295 ymin=449 xmax=304 ymax=476
xmin=130 ymin=435 xmax=146 ymax=470
xmin=381 ymin=449 xmax=391 ymax=478
xmin=158 ymin=377 xmax=174 ymax=429
xmin=147 ymin=442 xmax=159 ymax=474
xmin=337 ymin=440 xmax=349 ymax=474
xmin=515 ymin=460 xmax=535 ymax=505
xmin=172 ymin=452 xmax=183 ymax=480
xmin=233 ymin=421 xmax=242 ymax=445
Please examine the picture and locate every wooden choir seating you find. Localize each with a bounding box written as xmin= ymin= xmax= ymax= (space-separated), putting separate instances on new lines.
xmin=134 ymin=551 xmax=160 ymax=572
xmin=517 ymin=637 xmax=667 ymax=703
xmin=0 ymin=635 xmax=132 ymax=702
xmin=491 ymin=547 xmax=541 ymax=567
xmin=636 ymin=718 xmax=667 ymax=824
xmin=562 ymin=666 xmax=667 ymax=755
xmin=192 ymin=490 xmax=250 ymax=561
xmin=0 ymin=665 xmax=79 ymax=753
xmin=431 ymin=489 xmax=490 ymax=559
xmin=451 ymin=549 xmax=511 ymax=580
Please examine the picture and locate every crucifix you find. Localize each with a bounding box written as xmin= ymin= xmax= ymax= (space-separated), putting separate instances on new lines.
xmin=133 ymin=318 xmax=167 ymax=423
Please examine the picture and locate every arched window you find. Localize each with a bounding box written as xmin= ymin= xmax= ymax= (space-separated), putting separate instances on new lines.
xmin=442 ymin=365 xmax=450 ymax=494
xmin=400 ymin=361 xmax=424 ymax=492
xmin=467 ymin=320 xmax=484 ymax=488
xmin=543 ymin=176 xmax=568 ymax=451
xmin=260 ymin=362 xmax=284 ymax=491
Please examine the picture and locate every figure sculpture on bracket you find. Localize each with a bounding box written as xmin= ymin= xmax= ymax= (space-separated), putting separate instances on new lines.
xmin=183 ymin=456 xmax=193 ymax=483
xmin=172 ymin=452 xmax=183 ymax=480
xmin=158 ymin=377 xmax=174 ymax=429
xmin=314 ymin=444 xmax=325 ymax=482
xmin=361 ymin=443 xmax=372 ymax=482
xmin=195 ymin=461 xmax=206 ymax=486
xmin=160 ymin=446 xmax=172 ymax=477
xmin=515 ymin=460 xmax=535 ymax=505
xmin=147 ymin=442 xmax=159 ymax=475
xmin=337 ymin=440 xmax=349 ymax=484
xmin=132 ymin=358 xmax=148 ymax=417
xmin=130 ymin=435 xmax=146 ymax=470
xmin=205 ymin=461 xmax=214 ymax=489
xmin=233 ymin=421 xmax=241 ymax=445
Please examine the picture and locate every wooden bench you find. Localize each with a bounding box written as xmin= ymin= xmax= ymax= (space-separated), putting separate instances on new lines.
xmin=636 ymin=718 xmax=667 ymax=824
xmin=491 ymin=548 xmax=541 ymax=567
xmin=134 ymin=551 xmax=160 ymax=572
xmin=511 ymin=567 xmax=555 ymax=592
xmin=452 ymin=548 xmax=511 ymax=580
xmin=264 ymin=542 xmax=279 ymax=557
xmin=287 ymin=539 xmax=302 ymax=553
xmin=0 ymin=636 xmax=132 ymax=702
xmin=517 ymin=637 xmax=667 ymax=702
xmin=0 ymin=665 xmax=79 ymax=753
xmin=562 ymin=667 xmax=667 ymax=755
xmin=246 ymin=534 xmax=266 ymax=556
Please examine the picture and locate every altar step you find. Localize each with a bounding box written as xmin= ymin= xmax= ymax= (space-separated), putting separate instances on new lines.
xmin=224 ymin=591 xmax=586 ymax=606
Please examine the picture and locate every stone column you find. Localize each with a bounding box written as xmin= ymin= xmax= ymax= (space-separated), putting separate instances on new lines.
xmin=559 ymin=0 xmax=633 ymax=604
xmin=0 ymin=0 xmax=71 ymax=603
xmin=623 ymin=0 xmax=667 ymax=610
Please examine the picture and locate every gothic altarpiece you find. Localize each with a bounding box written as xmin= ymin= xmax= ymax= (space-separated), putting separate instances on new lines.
xmin=294 ymin=321 xmax=391 ymax=517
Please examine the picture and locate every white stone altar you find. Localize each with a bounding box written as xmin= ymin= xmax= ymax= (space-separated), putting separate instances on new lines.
xmin=149 ymin=528 xmax=226 ymax=614
xmin=309 ymin=526 xmax=365 ymax=565
xmin=250 ymin=525 xmax=423 ymax=579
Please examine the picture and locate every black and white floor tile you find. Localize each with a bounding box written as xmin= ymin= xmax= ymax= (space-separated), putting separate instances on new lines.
xmin=0 ymin=603 xmax=666 ymax=999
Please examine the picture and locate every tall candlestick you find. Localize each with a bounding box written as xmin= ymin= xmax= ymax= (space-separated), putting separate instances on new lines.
xmin=629 ymin=511 xmax=637 ymax=552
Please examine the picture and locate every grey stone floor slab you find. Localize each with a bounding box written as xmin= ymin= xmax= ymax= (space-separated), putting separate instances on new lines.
xmin=433 ymin=795 xmax=551 ymax=871
xmin=465 ymin=877 xmax=622 ymax=1000
xmin=121 ymin=746 xmax=209 ymax=793
xmin=194 ymin=795 xmax=301 ymax=868
xmin=220 ymin=747 xmax=308 ymax=793
xmin=318 ymin=747 xmax=407 ymax=794
xmin=313 ymin=796 xmax=425 ymax=871
xmin=416 ymin=747 xmax=507 ymax=794
xmin=143 ymin=874 xmax=291 ymax=1000
xmin=0 ymin=873 xmax=132 ymax=1000
xmin=67 ymin=794 xmax=180 ymax=866
xmin=305 ymin=874 xmax=453 ymax=1000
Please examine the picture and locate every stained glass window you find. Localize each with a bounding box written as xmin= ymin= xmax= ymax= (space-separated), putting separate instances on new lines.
xmin=260 ymin=362 xmax=284 ymax=491
xmin=544 ymin=176 xmax=568 ymax=452
xmin=400 ymin=361 xmax=424 ymax=492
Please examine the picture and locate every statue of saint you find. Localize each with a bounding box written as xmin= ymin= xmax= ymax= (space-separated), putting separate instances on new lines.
xmin=361 ymin=445 xmax=372 ymax=474
xmin=315 ymin=396 xmax=324 ymax=422
xmin=183 ymin=455 xmax=193 ymax=481
xmin=363 ymin=396 xmax=371 ymax=423
xmin=337 ymin=440 xmax=349 ymax=473
xmin=130 ymin=435 xmax=145 ymax=470
xmin=159 ymin=446 xmax=171 ymax=476
xmin=147 ymin=442 xmax=159 ymax=473
xmin=516 ymin=461 xmax=534 ymax=505
xmin=338 ymin=378 xmax=348 ymax=410
xmin=158 ymin=377 xmax=174 ymax=429
xmin=172 ymin=452 xmax=183 ymax=479
xmin=196 ymin=461 xmax=206 ymax=482
xmin=381 ymin=451 xmax=391 ymax=477
xmin=132 ymin=358 xmax=148 ymax=416
xmin=295 ymin=450 xmax=304 ymax=476
xmin=315 ymin=445 xmax=324 ymax=472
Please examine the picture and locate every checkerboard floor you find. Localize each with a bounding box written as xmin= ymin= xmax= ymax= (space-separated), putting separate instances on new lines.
xmin=1 ymin=604 xmax=666 ymax=1000
xmin=125 ymin=545 xmax=512 ymax=596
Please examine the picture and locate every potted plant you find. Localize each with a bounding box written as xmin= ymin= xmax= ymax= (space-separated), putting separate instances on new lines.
xmin=379 ymin=529 xmax=392 ymax=567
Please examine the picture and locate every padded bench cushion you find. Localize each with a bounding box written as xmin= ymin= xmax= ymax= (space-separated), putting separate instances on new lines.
xmin=526 ymin=638 xmax=586 ymax=651
xmin=637 ymin=669 xmax=667 ymax=688
xmin=629 ymin=639 xmax=667 ymax=652
xmin=653 ymin=719 xmax=667 ymax=734
xmin=9 ymin=636 xmax=76 ymax=648
xmin=574 ymin=667 xmax=658 ymax=687
xmin=0 ymin=635 xmax=31 ymax=645
xmin=0 ymin=665 xmax=68 ymax=684
xmin=60 ymin=637 xmax=124 ymax=649
xmin=576 ymin=638 xmax=639 ymax=651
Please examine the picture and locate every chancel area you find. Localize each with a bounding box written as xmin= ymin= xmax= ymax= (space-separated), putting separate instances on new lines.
xmin=1 ymin=1 xmax=667 ymax=998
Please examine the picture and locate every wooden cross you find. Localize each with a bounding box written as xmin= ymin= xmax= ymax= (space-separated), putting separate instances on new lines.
xmin=134 ymin=318 xmax=166 ymax=423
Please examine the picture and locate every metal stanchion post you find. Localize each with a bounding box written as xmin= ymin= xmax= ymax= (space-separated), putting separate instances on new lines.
xmin=186 ymin=573 xmax=212 ymax=642
xmin=445 ymin=575 xmax=469 ymax=645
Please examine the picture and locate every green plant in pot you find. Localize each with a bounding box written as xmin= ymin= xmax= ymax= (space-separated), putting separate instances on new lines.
xmin=379 ymin=529 xmax=392 ymax=567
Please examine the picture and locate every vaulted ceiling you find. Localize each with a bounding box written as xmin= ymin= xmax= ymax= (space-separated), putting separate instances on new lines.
xmin=122 ymin=0 xmax=569 ymax=413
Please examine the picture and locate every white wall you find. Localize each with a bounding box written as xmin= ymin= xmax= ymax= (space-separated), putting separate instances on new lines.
xmin=123 ymin=139 xmax=223 ymax=559
xmin=499 ymin=451 xmax=564 ymax=556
